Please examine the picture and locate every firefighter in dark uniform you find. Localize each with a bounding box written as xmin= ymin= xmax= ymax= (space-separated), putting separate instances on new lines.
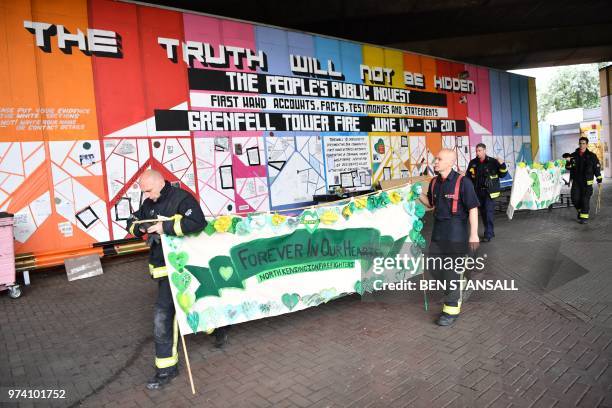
xmin=467 ymin=143 xmax=507 ymax=242
xmin=566 ymin=137 xmax=603 ymax=224
xmin=127 ymin=170 xmax=223 ymax=390
xmin=420 ymin=149 xmax=480 ymax=326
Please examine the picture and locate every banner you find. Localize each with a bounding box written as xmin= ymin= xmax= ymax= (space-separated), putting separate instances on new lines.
xmin=161 ymin=185 xmax=427 ymax=335
xmin=507 ymin=161 xmax=565 ymax=219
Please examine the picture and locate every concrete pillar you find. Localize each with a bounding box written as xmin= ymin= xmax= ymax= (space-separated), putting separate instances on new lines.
xmin=599 ymin=66 xmax=612 ymax=177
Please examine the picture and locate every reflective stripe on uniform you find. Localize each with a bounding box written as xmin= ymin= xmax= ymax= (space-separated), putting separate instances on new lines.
xmin=579 ymin=213 xmax=589 ymax=219
xmin=489 ymin=191 xmax=501 ymax=199
xmin=172 ymin=214 xmax=184 ymax=236
xmin=155 ymin=318 xmax=179 ymax=369
xmin=149 ymin=264 xmax=168 ymax=279
xmin=499 ymin=167 xmax=507 ymax=173
xmin=587 ymin=179 xmax=594 ymax=185
xmin=129 ymin=223 xmax=136 ymax=235
xmin=597 ymin=176 xmax=603 ymax=181
xmin=155 ymin=354 xmax=178 ymax=368
xmin=442 ymin=303 xmax=461 ymax=315
xmin=489 ymin=175 xmax=498 ymax=179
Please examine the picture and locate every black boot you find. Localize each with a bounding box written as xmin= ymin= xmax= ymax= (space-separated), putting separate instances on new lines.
xmin=436 ymin=313 xmax=458 ymax=326
xmin=214 ymin=327 xmax=228 ymax=348
xmin=146 ymin=366 xmax=178 ymax=390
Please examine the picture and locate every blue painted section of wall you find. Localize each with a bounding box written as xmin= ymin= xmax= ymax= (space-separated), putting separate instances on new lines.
xmin=509 ymin=75 xmax=532 ymax=165
xmin=339 ymin=41 xmax=363 ymax=84
xmin=285 ymin=31 xmax=315 ymax=143
xmin=313 ymin=36 xmax=341 ymax=79
xmin=516 ymin=143 xmax=533 ymax=164
xmin=256 ymin=26 xmax=289 ymax=209
xmin=538 ymin=122 xmax=552 ymax=162
xmin=519 ymin=76 xmax=530 ymax=137
xmin=288 ymin=31 xmax=315 ymax=64
xmin=509 ymin=74 xmax=522 ymax=137
xmin=313 ymin=37 xmax=368 ymax=191
xmin=491 ymin=71 xmax=512 ymax=184
xmin=499 ymin=73 xmax=513 ymax=138
xmin=489 ymin=70 xmax=502 ymax=137
xmin=255 ymin=26 xmax=290 ymax=76
xmin=256 ymin=27 xmax=326 ymax=210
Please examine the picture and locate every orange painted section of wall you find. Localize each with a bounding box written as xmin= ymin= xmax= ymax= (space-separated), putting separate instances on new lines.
xmin=31 ymin=0 xmax=98 ymax=140
xmin=0 ymin=0 xmax=42 ymax=142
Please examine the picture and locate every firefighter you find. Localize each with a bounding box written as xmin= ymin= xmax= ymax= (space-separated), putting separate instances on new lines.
xmin=566 ymin=137 xmax=603 ymax=224
xmin=467 ymin=143 xmax=507 ymax=242
xmin=420 ymin=149 xmax=480 ymax=326
xmin=127 ymin=170 xmax=223 ymax=390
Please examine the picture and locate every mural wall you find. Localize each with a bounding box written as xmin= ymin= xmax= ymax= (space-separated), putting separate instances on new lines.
xmin=0 ymin=0 xmax=538 ymax=256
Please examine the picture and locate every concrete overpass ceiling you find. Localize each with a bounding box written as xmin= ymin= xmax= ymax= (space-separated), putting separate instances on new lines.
xmin=138 ymin=0 xmax=612 ymax=70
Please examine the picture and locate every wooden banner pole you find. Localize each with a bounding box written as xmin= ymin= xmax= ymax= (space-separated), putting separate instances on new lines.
xmin=180 ymin=333 xmax=196 ymax=395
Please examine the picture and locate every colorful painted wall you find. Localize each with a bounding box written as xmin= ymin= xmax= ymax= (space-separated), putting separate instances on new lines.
xmin=0 ymin=0 xmax=538 ymax=257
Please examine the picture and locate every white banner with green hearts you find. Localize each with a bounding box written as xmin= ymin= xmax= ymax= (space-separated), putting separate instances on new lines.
xmin=161 ymin=185 xmax=428 ymax=335
xmin=507 ymin=160 xmax=566 ymax=219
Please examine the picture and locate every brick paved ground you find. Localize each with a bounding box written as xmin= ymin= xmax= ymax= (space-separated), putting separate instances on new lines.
xmin=1 ymin=183 xmax=611 ymax=407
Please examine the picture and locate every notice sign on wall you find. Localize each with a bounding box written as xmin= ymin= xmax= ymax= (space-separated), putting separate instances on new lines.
xmin=325 ymin=136 xmax=372 ymax=191
xmin=65 ymin=254 xmax=103 ymax=282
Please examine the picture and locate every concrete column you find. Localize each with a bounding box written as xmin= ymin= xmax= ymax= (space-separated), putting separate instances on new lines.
xmin=599 ymin=66 xmax=611 ymax=177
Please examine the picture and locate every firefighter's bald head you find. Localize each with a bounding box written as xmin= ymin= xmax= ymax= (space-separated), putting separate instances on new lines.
xmin=433 ymin=148 xmax=456 ymax=175
xmin=139 ymin=170 xmax=165 ymax=202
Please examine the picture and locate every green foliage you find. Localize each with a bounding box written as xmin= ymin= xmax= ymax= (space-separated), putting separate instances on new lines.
xmin=538 ymin=65 xmax=600 ymax=121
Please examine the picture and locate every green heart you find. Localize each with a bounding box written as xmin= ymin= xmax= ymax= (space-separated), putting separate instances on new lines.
xmin=319 ymin=288 xmax=337 ymax=301
xmin=303 ymin=294 xmax=325 ymax=306
xmin=225 ymin=307 xmax=238 ymax=321
xmin=200 ymin=308 xmax=218 ymax=332
xmin=219 ymin=266 xmax=234 ymax=281
xmin=171 ymin=271 xmax=191 ymax=292
xmin=414 ymin=203 xmax=426 ymax=218
xmin=204 ymin=222 xmax=216 ymax=236
xmin=281 ymin=293 xmax=300 ymax=310
xmin=412 ymin=219 xmax=423 ymax=232
xmin=530 ymin=173 xmax=541 ymax=199
xmin=409 ymin=229 xmax=422 ymax=243
xmin=187 ymin=312 xmax=199 ymax=332
xmin=300 ymin=210 xmax=320 ymax=234
xmin=168 ymin=251 xmax=189 ymax=272
xmin=354 ymin=280 xmax=364 ymax=295
xmin=177 ymin=292 xmax=195 ymax=313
